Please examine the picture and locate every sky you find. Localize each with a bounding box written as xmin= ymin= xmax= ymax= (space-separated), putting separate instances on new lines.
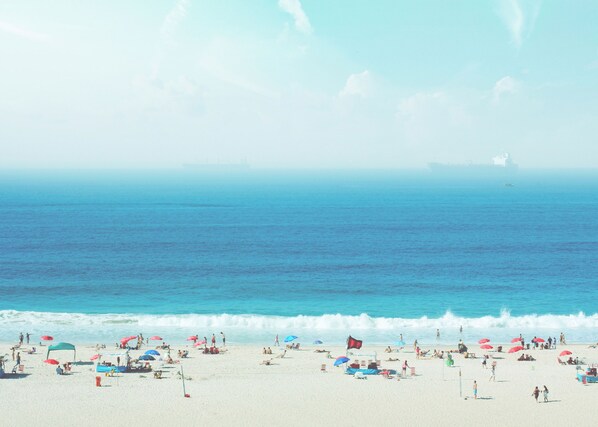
xmin=1 ymin=0 xmax=597 ymax=169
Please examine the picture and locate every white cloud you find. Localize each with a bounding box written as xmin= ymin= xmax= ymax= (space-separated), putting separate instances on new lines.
xmin=152 ymin=0 xmax=191 ymax=78
xmin=493 ymin=76 xmax=519 ymax=102
xmin=278 ymin=0 xmax=312 ymax=34
xmin=0 ymin=20 xmax=49 ymax=43
xmin=339 ymin=70 xmax=371 ymax=98
xmin=497 ymin=0 xmax=542 ymax=49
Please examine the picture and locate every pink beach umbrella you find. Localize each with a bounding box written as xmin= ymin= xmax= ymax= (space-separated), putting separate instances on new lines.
xmin=44 ymin=359 xmax=60 ymax=365
xmin=480 ymin=344 xmax=493 ymax=350
xmin=120 ymin=336 xmax=136 ymax=345
xmin=533 ymin=337 xmax=545 ymax=343
xmin=508 ymin=346 xmax=524 ymax=353
xmin=194 ymin=339 xmax=206 ymax=346
xmin=149 ymin=336 xmax=163 ymax=341
xmin=478 ymin=338 xmax=490 ymax=344
xmin=41 ymin=335 xmax=54 ymax=341
xmin=187 ymin=335 xmax=198 ymax=342
xmin=511 ymin=337 xmax=522 ymax=343
xmin=559 ymin=350 xmax=572 ymax=357
xmin=90 ymin=354 xmax=100 ymax=361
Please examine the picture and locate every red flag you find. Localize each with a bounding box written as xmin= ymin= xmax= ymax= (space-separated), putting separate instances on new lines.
xmin=347 ymin=336 xmax=363 ymax=350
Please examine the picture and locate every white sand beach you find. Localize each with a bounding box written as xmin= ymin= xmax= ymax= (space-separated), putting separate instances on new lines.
xmin=2 ymin=340 xmax=597 ymax=427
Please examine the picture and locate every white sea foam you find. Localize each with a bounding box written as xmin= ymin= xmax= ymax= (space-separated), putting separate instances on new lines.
xmin=2 ymin=310 xmax=598 ymax=344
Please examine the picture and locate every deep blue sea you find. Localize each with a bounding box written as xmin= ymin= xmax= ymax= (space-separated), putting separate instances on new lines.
xmin=1 ymin=170 xmax=597 ymax=344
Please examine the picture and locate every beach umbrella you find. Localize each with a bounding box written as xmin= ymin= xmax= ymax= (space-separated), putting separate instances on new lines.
xmin=196 ymin=339 xmax=206 ymax=346
xmin=41 ymin=336 xmax=54 ymax=341
xmin=149 ymin=336 xmax=162 ymax=341
xmin=559 ymin=350 xmax=572 ymax=357
xmin=187 ymin=335 xmax=198 ymax=341
xmin=313 ymin=340 xmax=323 ymax=345
xmin=44 ymin=359 xmax=60 ymax=365
xmin=90 ymin=354 xmax=100 ymax=361
xmin=120 ymin=336 xmax=136 ymax=344
xmin=139 ymin=355 xmax=155 ymax=361
xmin=284 ymin=335 xmax=298 ymax=343
xmin=144 ymin=350 xmax=160 ymax=356
xmin=480 ymin=344 xmax=493 ymax=350
xmin=533 ymin=338 xmax=545 ymax=343
xmin=478 ymin=338 xmax=490 ymax=344
xmin=334 ymin=356 xmax=350 ymax=367
xmin=508 ymin=346 xmax=524 ymax=353
xmin=396 ymin=340 xmax=406 ymax=347
xmin=511 ymin=337 xmax=522 ymax=343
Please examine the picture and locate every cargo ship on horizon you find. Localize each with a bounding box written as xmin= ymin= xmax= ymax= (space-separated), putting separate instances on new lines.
xmin=428 ymin=153 xmax=518 ymax=174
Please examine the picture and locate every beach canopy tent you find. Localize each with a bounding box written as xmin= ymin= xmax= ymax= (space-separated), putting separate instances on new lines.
xmin=46 ymin=342 xmax=76 ymax=360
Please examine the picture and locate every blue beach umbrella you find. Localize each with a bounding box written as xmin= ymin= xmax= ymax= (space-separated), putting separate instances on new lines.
xmin=313 ymin=340 xmax=323 ymax=345
xmin=139 ymin=354 xmax=155 ymax=361
xmin=144 ymin=350 xmax=160 ymax=356
xmin=396 ymin=340 xmax=406 ymax=347
xmin=284 ymin=335 xmax=298 ymax=343
xmin=334 ymin=356 xmax=350 ymax=367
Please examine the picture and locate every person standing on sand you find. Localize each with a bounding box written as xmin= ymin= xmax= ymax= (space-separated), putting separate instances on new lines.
xmin=274 ymin=335 xmax=279 ymax=346
xmin=211 ymin=334 xmax=216 ymax=347
xmin=489 ymin=361 xmax=496 ymax=381
xmin=19 ymin=332 xmax=24 ymax=345
xmin=220 ymin=332 xmax=226 ymax=346
xmin=14 ymin=352 xmax=21 ymax=371
xmin=402 ymin=360 xmax=409 ymax=377
xmin=473 ymin=381 xmax=478 ymax=399
xmin=543 ymin=386 xmax=549 ymax=402
xmin=26 ymin=333 xmax=30 ymax=344
xmin=532 ymin=386 xmax=540 ymax=403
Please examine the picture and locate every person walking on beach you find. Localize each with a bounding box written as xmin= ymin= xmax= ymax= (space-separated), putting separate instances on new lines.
xmin=543 ymin=385 xmax=549 ymax=402
xmin=274 ymin=334 xmax=279 ymax=346
xmin=489 ymin=361 xmax=496 ymax=381
xmin=402 ymin=360 xmax=409 ymax=377
xmin=220 ymin=332 xmax=226 ymax=346
xmin=19 ymin=332 xmax=24 ymax=345
xmin=482 ymin=356 xmax=487 ymax=369
xmin=26 ymin=333 xmax=30 ymax=344
xmin=211 ymin=334 xmax=216 ymax=347
xmin=532 ymin=386 xmax=540 ymax=403
xmin=473 ymin=381 xmax=478 ymax=399
xmin=14 ymin=352 xmax=21 ymax=371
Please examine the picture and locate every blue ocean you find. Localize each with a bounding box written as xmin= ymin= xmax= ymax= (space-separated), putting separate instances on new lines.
xmin=1 ymin=170 xmax=597 ymax=344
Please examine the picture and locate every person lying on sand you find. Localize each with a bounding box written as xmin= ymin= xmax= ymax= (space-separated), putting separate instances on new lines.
xmin=314 ymin=349 xmax=329 ymax=353
xmin=386 ymin=357 xmax=399 ymax=362
xmin=260 ymin=359 xmax=273 ymax=365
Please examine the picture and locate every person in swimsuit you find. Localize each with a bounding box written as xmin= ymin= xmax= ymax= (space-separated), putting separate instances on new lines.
xmin=532 ymin=386 xmax=540 ymax=402
xmin=473 ymin=381 xmax=477 ymax=399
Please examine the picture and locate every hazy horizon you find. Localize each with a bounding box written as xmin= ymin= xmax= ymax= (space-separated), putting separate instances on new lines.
xmin=2 ymin=0 xmax=598 ymax=169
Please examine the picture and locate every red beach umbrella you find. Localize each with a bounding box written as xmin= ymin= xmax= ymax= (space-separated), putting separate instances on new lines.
xmin=511 ymin=337 xmax=522 ymax=343
xmin=149 ymin=336 xmax=163 ymax=341
xmin=559 ymin=350 xmax=572 ymax=356
xmin=508 ymin=346 xmax=524 ymax=353
xmin=44 ymin=359 xmax=60 ymax=365
xmin=41 ymin=336 xmax=54 ymax=341
xmin=533 ymin=338 xmax=545 ymax=343
xmin=480 ymin=344 xmax=493 ymax=350
xmin=187 ymin=335 xmax=198 ymax=341
xmin=478 ymin=338 xmax=490 ymax=344
xmin=120 ymin=335 xmax=136 ymax=343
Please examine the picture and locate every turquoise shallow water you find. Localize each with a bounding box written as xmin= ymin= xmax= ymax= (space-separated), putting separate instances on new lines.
xmin=1 ymin=170 xmax=597 ymax=344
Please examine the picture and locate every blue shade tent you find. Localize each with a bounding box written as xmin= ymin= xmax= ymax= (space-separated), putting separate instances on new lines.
xmin=46 ymin=342 xmax=76 ymax=360
xmin=144 ymin=350 xmax=160 ymax=356
xmin=284 ymin=335 xmax=298 ymax=343
xmin=139 ymin=355 xmax=155 ymax=361
xmin=313 ymin=340 xmax=323 ymax=345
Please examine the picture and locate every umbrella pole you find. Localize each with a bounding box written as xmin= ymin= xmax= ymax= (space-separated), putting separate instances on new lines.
xmin=181 ymin=365 xmax=187 ymax=397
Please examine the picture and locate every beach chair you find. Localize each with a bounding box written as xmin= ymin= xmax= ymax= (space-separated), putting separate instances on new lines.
xmin=360 ymin=360 xmax=366 ymax=368
xmin=557 ymin=358 xmax=567 ymax=365
xmin=354 ymin=372 xmax=367 ymax=380
xmin=410 ymin=367 xmax=416 ymax=376
xmin=320 ymin=364 xmax=326 ymax=373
